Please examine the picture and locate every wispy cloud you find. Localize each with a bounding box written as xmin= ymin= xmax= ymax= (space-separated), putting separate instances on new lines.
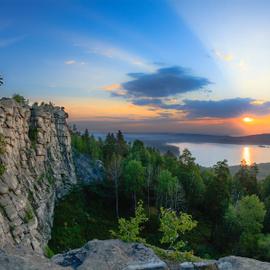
xmin=65 ymin=60 xmax=76 ymax=65
xmin=102 ymin=83 xmax=127 ymax=96
xmin=64 ymin=60 xmax=86 ymax=65
xmin=73 ymin=38 xmax=154 ymax=70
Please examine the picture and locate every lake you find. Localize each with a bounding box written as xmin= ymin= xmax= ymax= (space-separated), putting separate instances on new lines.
xmin=168 ymin=142 xmax=270 ymax=167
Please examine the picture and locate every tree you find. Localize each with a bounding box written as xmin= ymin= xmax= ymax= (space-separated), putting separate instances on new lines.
xmin=116 ymin=130 xmax=128 ymax=157
xmin=156 ymin=169 xmax=184 ymax=210
xmin=178 ymin=149 xmax=205 ymax=210
xmin=123 ymin=159 xmax=145 ymax=209
xmin=103 ymin=133 xmax=117 ymax=165
xmin=159 ymin=207 xmax=197 ymax=251
xmin=226 ymin=195 xmax=266 ymax=256
xmin=107 ymin=153 xmax=122 ymax=218
xmin=111 ymin=200 xmax=148 ymax=243
xmin=233 ymin=160 xmax=258 ymax=198
xmin=205 ymin=160 xmax=231 ymax=240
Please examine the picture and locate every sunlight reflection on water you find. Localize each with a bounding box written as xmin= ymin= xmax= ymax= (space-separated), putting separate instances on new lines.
xmin=168 ymin=142 xmax=270 ymax=166
xmin=242 ymin=146 xmax=251 ymax=165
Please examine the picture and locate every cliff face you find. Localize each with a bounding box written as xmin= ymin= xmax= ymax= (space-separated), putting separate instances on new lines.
xmin=0 ymin=98 xmax=76 ymax=252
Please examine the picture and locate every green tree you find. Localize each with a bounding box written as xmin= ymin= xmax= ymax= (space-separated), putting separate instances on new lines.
xmin=116 ymin=130 xmax=128 ymax=157
xmin=226 ymin=195 xmax=266 ymax=256
xmin=111 ymin=200 xmax=148 ymax=243
xmin=159 ymin=207 xmax=197 ymax=251
xmin=233 ymin=160 xmax=258 ymax=198
xmin=123 ymin=159 xmax=145 ymax=209
xmin=156 ymin=169 xmax=184 ymax=210
xmin=103 ymin=133 xmax=117 ymax=165
xmin=178 ymin=149 xmax=205 ymax=210
xmin=107 ymin=153 xmax=122 ymax=218
xmin=205 ymin=160 xmax=231 ymax=241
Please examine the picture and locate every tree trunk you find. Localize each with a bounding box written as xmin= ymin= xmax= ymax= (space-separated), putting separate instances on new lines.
xmin=115 ymin=176 xmax=119 ymax=219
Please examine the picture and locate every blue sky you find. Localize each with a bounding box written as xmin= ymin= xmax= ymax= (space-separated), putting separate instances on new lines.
xmin=1 ymin=0 xmax=270 ymax=134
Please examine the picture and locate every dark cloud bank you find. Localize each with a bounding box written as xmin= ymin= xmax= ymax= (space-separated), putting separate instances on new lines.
xmin=118 ymin=65 xmax=270 ymax=119
xmin=121 ymin=66 xmax=211 ymax=98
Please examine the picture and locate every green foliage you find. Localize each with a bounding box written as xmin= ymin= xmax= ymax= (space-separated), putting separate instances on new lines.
xmin=226 ymin=195 xmax=266 ymax=256
xmin=205 ymin=160 xmax=231 ymax=224
xmin=49 ymin=185 xmax=118 ymax=253
xmin=237 ymin=195 xmax=266 ymax=234
xmin=44 ymin=245 xmax=54 ymax=258
xmin=233 ymin=160 xmax=258 ymax=198
xmin=23 ymin=208 xmax=34 ymax=223
xmin=52 ymin=130 xmax=270 ymax=260
xmin=123 ymin=159 xmax=145 ymax=207
xmin=147 ymin=243 xmax=201 ymax=263
xmin=28 ymin=126 xmax=38 ymax=149
xmin=156 ymin=170 xmax=184 ymax=210
xmin=111 ymin=200 xmax=148 ymax=243
xmin=159 ymin=207 xmax=197 ymax=251
xmin=12 ymin=94 xmax=28 ymax=105
xmin=257 ymin=234 xmax=270 ymax=261
xmin=0 ymin=164 xmax=5 ymax=176
xmin=71 ymin=129 xmax=102 ymax=160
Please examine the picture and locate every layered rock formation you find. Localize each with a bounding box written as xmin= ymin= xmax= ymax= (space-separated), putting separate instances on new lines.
xmin=0 ymin=98 xmax=76 ymax=252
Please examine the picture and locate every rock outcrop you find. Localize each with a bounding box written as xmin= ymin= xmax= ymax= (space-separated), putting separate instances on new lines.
xmin=179 ymin=256 xmax=270 ymax=269
xmin=73 ymin=150 xmax=104 ymax=184
xmin=0 ymin=98 xmax=76 ymax=252
xmin=0 ymin=245 xmax=72 ymax=270
xmin=52 ymin=239 xmax=168 ymax=270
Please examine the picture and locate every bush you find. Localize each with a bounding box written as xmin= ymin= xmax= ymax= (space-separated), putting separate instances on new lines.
xmin=44 ymin=245 xmax=54 ymax=258
xmin=111 ymin=200 xmax=148 ymax=243
xmin=12 ymin=94 xmax=28 ymax=105
xmin=159 ymin=208 xmax=197 ymax=251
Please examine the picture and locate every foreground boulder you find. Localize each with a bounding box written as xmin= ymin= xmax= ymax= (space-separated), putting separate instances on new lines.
xmin=52 ymin=239 xmax=168 ymax=270
xmin=179 ymin=255 xmax=270 ymax=269
xmin=0 ymin=246 xmax=71 ymax=270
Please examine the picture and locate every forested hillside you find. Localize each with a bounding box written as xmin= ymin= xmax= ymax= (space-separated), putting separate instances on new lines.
xmin=49 ymin=128 xmax=270 ymax=262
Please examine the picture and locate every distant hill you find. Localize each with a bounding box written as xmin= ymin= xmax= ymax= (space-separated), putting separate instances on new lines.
xmin=229 ymin=162 xmax=270 ymax=180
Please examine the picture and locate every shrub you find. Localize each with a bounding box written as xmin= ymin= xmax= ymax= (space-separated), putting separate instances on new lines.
xmin=12 ymin=94 xmax=28 ymax=105
xmin=111 ymin=200 xmax=148 ymax=243
xmin=44 ymin=245 xmax=55 ymax=258
xmin=159 ymin=207 xmax=197 ymax=251
xmin=24 ymin=208 xmax=34 ymax=223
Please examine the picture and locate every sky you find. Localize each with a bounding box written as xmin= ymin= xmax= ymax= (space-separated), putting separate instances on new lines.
xmin=1 ymin=0 xmax=270 ymax=135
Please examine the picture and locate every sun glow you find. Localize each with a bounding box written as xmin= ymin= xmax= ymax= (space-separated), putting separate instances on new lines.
xmin=242 ymin=117 xmax=254 ymax=123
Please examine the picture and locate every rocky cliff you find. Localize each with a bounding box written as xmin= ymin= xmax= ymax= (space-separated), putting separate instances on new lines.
xmin=0 ymin=98 xmax=76 ymax=252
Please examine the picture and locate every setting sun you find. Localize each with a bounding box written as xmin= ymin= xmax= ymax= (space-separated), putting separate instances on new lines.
xmin=243 ymin=117 xmax=254 ymax=123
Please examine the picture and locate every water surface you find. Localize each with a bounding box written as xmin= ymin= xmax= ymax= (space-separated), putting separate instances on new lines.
xmin=168 ymin=142 xmax=270 ymax=167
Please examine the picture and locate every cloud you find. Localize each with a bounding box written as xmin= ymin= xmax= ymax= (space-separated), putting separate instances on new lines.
xmin=65 ymin=60 xmax=76 ymax=65
xmin=102 ymin=83 xmax=127 ymax=96
xmin=121 ymin=66 xmax=211 ymax=98
xmin=214 ymin=50 xmax=234 ymax=62
xmin=180 ymin=98 xmax=270 ymax=119
xmin=74 ymin=38 xmax=154 ymax=70
xmin=130 ymin=96 xmax=270 ymax=120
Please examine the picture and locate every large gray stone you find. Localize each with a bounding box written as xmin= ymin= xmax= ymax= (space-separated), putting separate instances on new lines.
xmin=0 ymin=246 xmax=71 ymax=270
xmin=217 ymin=256 xmax=270 ymax=270
xmin=52 ymin=239 xmax=168 ymax=270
